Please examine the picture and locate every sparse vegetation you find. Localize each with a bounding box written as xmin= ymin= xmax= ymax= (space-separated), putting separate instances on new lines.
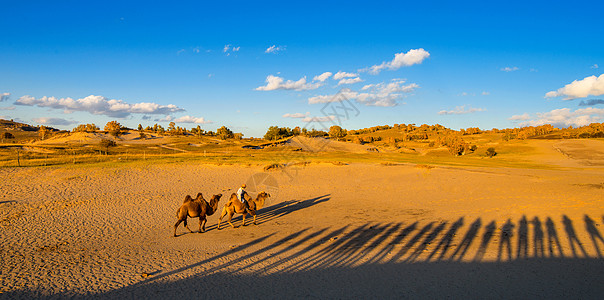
xmin=100 ymin=138 xmax=117 ymax=154
xmin=328 ymin=125 xmax=347 ymax=141
xmin=486 ymin=147 xmax=497 ymax=158
xmin=217 ymin=126 xmax=234 ymax=140
xmin=104 ymin=121 xmax=122 ymax=137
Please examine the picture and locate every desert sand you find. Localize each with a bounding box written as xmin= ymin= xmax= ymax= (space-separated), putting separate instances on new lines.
xmin=1 ymin=141 xmax=604 ymax=299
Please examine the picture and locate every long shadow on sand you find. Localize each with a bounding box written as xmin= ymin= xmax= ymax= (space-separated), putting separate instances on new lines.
xmin=174 ymin=194 xmax=330 ymax=237
xmin=7 ymin=214 xmax=604 ymax=299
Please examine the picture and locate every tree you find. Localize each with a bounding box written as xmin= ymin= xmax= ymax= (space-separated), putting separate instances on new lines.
xmin=99 ymin=138 xmax=117 ymax=154
xmin=264 ymin=126 xmax=293 ymax=141
xmin=39 ymin=126 xmax=50 ymax=140
xmin=486 ymin=147 xmax=497 ymax=158
xmin=104 ymin=121 xmax=122 ymax=137
xmin=217 ymin=126 xmax=234 ymax=140
xmin=328 ymin=125 xmax=347 ymax=141
xmin=137 ymin=124 xmax=143 ymax=131
xmin=168 ymin=122 xmax=176 ymax=132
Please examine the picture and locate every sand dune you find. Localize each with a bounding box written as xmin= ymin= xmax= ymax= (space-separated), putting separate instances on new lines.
xmin=1 ymin=160 xmax=603 ymax=298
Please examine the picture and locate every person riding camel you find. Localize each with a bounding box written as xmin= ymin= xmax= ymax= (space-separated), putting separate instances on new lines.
xmin=237 ymin=184 xmax=249 ymax=211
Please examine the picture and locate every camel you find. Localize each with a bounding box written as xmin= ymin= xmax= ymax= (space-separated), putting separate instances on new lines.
xmin=174 ymin=193 xmax=222 ymax=237
xmin=217 ymin=191 xmax=270 ymax=229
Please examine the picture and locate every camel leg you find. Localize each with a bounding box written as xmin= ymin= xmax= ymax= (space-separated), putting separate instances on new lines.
xmin=200 ymin=217 xmax=207 ymax=233
xmin=218 ymin=207 xmax=228 ymax=230
xmin=174 ymin=219 xmax=183 ymax=237
xmin=252 ymin=212 xmax=257 ymax=225
xmin=184 ymin=218 xmax=193 ymax=233
xmin=227 ymin=211 xmax=236 ymax=228
xmin=242 ymin=213 xmax=246 ymax=227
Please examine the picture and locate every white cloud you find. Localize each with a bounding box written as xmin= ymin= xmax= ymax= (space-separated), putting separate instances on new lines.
xmin=255 ymin=75 xmax=322 ymax=91
xmin=501 ymin=66 xmax=519 ymax=72
xmin=302 ymin=115 xmax=336 ymax=123
xmin=509 ymin=113 xmax=530 ymax=121
xmin=265 ymin=45 xmax=285 ymax=54
xmin=338 ymin=77 xmax=363 ymax=85
xmin=309 ymin=79 xmax=418 ymax=107
xmin=333 ymin=71 xmax=358 ymax=80
xmin=0 ymin=106 xmax=15 ymax=110
xmin=172 ymin=115 xmax=213 ymax=124
xmin=283 ymin=112 xmax=309 ymax=118
xmin=482 ymin=91 xmax=490 ymax=96
xmin=591 ymin=64 xmax=599 ymax=69
xmin=0 ymin=92 xmax=10 ymax=102
xmin=438 ymin=105 xmax=486 ymax=115
xmin=223 ymin=44 xmax=240 ymax=56
xmin=32 ymin=117 xmax=76 ymax=126
xmin=15 ymin=95 xmax=184 ymax=118
xmin=313 ymin=72 xmax=332 ymax=82
xmin=545 ymin=74 xmax=604 ymax=100
xmin=518 ymin=107 xmax=604 ymax=128
xmin=365 ymin=48 xmax=430 ymax=74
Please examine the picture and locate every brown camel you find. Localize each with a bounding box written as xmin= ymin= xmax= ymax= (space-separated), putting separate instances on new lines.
xmin=217 ymin=191 xmax=270 ymax=229
xmin=174 ymin=193 xmax=222 ymax=237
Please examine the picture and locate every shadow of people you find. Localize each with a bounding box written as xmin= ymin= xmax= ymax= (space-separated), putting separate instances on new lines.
xmin=390 ymin=222 xmax=434 ymax=262
xmin=498 ymin=219 xmax=514 ymax=262
xmin=474 ymin=220 xmax=496 ymax=262
xmin=517 ymin=216 xmax=529 ymax=259
xmin=406 ymin=222 xmax=447 ymax=262
xmin=584 ymin=215 xmax=604 ymax=258
xmin=532 ymin=217 xmax=545 ymax=258
xmin=563 ymin=215 xmax=588 ymax=258
xmin=450 ymin=218 xmax=481 ymax=261
xmin=427 ymin=217 xmax=464 ymax=262
xmin=546 ymin=217 xmax=564 ymax=258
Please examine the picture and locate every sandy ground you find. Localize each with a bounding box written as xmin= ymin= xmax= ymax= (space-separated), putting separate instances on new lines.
xmin=1 ymin=142 xmax=604 ymax=299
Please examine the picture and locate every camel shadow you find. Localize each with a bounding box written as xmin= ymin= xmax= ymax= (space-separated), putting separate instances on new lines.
xmin=0 ymin=200 xmax=17 ymax=205
xmin=203 ymin=194 xmax=330 ymax=232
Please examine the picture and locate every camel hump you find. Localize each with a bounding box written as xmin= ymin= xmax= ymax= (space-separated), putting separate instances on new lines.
xmin=183 ymin=195 xmax=193 ymax=203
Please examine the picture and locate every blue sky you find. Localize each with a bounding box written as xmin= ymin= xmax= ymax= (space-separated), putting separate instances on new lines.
xmin=1 ymin=0 xmax=603 ymax=137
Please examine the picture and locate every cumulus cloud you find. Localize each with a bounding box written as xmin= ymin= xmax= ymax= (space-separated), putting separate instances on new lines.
xmin=501 ymin=66 xmax=519 ymax=72
xmin=591 ymin=64 xmax=599 ymax=69
xmin=265 ymin=45 xmax=285 ymax=54
xmin=545 ymin=74 xmax=604 ymax=100
xmin=172 ymin=115 xmax=213 ymax=124
xmin=313 ymin=72 xmax=332 ymax=82
xmin=518 ymin=107 xmax=604 ymax=128
xmin=32 ymin=117 xmax=76 ymax=126
xmin=0 ymin=92 xmax=10 ymax=102
xmin=438 ymin=105 xmax=486 ymax=115
xmin=333 ymin=71 xmax=358 ymax=80
xmin=255 ymin=75 xmax=322 ymax=91
xmin=365 ymin=48 xmax=430 ymax=75
xmin=509 ymin=113 xmax=531 ymax=121
xmin=578 ymin=99 xmax=604 ymax=106
xmin=309 ymin=79 xmax=418 ymax=107
xmin=15 ymin=95 xmax=184 ymax=118
xmin=223 ymin=44 xmax=240 ymax=56
xmin=482 ymin=91 xmax=490 ymax=96
xmin=283 ymin=112 xmax=309 ymax=118
xmin=338 ymin=77 xmax=363 ymax=85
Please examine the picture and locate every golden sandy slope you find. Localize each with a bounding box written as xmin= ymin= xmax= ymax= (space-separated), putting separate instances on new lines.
xmin=1 ymin=140 xmax=603 ymax=298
